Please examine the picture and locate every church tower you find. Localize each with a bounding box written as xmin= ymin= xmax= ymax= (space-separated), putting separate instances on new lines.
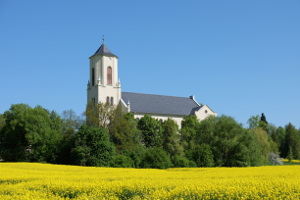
xmin=87 ymin=41 xmax=121 ymax=106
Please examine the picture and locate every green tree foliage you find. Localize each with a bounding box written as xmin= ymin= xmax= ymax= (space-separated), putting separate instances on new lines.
xmin=259 ymin=113 xmax=268 ymax=132
xmin=276 ymin=126 xmax=286 ymax=156
xmin=110 ymin=111 xmax=142 ymax=153
xmin=195 ymin=115 xmax=270 ymax=167
xmin=0 ymin=104 xmax=63 ymax=163
xmin=2 ymin=101 xmax=299 ymax=169
xmin=57 ymin=109 xmax=84 ymax=164
xmin=61 ymin=109 xmax=83 ymax=136
xmin=283 ymin=123 xmax=300 ymax=159
xmin=247 ymin=115 xmax=260 ymax=129
xmin=110 ymin=155 xmax=134 ymax=168
xmin=72 ymin=125 xmax=115 ymax=166
xmin=0 ymin=114 xmax=5 ymax=131
xmin=191 ymin=144 xmax=214 ymax=167
xmin=180 ymin=115 xmax=199 ymax=152
xmin=109 ymin=109 xmax=145 ymax=167
xmin=252 ymin=128 xmax=273 ymax=164
xmin=84 ymin=100 xmax=116 ymax=130
xmin=171 ymin=155 xmax=196 ymax=167
xmin=260 ymin=113 xmax=268 ymax=124
xmin=137 ymin=115 xmax=162 ymax=148
xmin=161 ymin=118 xmax=183 ymax=157
xmin=140 ymin=148 xmax=172 ymax=169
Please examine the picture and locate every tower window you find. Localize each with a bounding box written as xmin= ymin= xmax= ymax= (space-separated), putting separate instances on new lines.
xmin=106 ymin=96 xmax=110 ymax=104
xmin=110 ymin=97 xmax=114 ymax=106
xmin=107 ymin=67 xmax=112 ymax=85
xmin=92 ymin=68 xmax=95 ymax=86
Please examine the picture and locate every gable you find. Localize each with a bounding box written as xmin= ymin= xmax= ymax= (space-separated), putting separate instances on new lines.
xmin=121 ymin=92 xmax=201 ymax=116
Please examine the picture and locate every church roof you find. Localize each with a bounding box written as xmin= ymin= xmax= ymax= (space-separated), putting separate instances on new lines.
xmin=92 ymin=44 xmax=117 ymax=57
xmin=121 ymin=92 xmax=202 ymax=116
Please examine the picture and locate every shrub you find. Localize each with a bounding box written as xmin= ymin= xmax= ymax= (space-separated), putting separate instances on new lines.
xmin=141 ymin=148 xmax=171 ymax=169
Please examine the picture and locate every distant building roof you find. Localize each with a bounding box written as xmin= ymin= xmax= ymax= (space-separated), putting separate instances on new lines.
xmin=91 ymin=44 xmax=117 ymax=57
xmin=121 ymin=92 xmax=202 ymax=116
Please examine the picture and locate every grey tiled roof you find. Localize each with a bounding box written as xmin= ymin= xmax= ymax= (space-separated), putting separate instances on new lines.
xmin=92 ymin=44 xmax=117 ymax=57
xmin=121 ymin=92 xmax=202 ymax=116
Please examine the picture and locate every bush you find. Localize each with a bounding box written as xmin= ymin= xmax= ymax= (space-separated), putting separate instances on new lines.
xmin=171 ymin=155 xmax=191 ymax=167
xmin=110 ymin=155 xmax=134 ymax=168
xmin=141 ymin=148 xmax=172 ymax=169
xmin=191 ymin=144 xmax=214 ymax=167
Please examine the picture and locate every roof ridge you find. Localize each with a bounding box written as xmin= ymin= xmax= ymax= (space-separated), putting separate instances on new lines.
xmin=122 ymin=91 xmax=190 ymax=99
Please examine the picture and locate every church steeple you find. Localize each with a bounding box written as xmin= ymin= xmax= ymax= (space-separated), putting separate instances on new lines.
xmin=87 ymin=39 xmax=121 ymax=107
xmin=92 ymin=43 xmax=117 ymax=58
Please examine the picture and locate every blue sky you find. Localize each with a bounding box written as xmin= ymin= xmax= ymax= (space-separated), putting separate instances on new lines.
xmin=0 ymin=1 xmax=299 ymax=128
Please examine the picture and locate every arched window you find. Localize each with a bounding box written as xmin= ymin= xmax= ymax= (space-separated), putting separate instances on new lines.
xmin=92 ymin=68 xmax=95 ymax=86
xmin=106 ymin=96 xmax=110 ymax=104
xmin=110 ymin=97 xmax=114 ymax=106
xmin=107 ymin=67 xmax=112 ymax=85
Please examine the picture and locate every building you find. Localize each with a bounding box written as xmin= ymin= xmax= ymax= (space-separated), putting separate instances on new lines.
xmin=87 ymin=42 xmax=217 ymax=127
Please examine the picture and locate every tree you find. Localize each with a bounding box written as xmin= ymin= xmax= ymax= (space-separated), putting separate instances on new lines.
xmin=110 ymin=111 xmax=142 ymax=153
xmin=191 ymin=144 xmax=214 ymax=167
xmin=171 ymin=155 xmax=195 ymax=167
xmin=140 ymin=148 xmax=172 ymax=169
xmin=137 ymin=115 xmax=162 ymax=148
xmin=161 ymin=118 xmax=183 ymax=157
xmin=251 ymin=127 xmax=274 ymax=164
xmin=72 ymin=125 xmax=115 ymax=166
xmin=0 ymin=104 xmax=63 ymax=163
xmin=84 ymin=100 xmax=116 ymax=131
xmin=0 ymin=114 xmax=5 ymax=131
xmin=0 ymin=104 xmax=29 ymax=161
xmin=283 ymin=123 xmax=300 ymax=159
xmin=260 ymin=113 xmax=268 ymax=124
xmin=180 ymin=115 xmax=199 ymax=153
xmin=110 ymin=155 xmax=134 ymax=168
xmin=61 ymin=109 xmax=84 ymax=136
xmin=276 ymin=126 xmax=286 ymax=156
xmin=259 ymin=113 xmax=268 ymax=131
xmin=247 ymin=115 xmax=260 ymax=129
xmin=269 ymin=152 xmax=283 ymax=165
xmin=195 ymin=115 xmax=269 ymax=167
xmin=56 ymin=109 xmax=84 ymax=164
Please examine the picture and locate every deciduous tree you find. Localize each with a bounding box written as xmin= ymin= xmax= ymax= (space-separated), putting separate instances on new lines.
xmin=0 ymin=104 xmax=63 ymax=163
xmin=110 ymin=111 xmax=142 ymax=153
xmin=161 ymin=118 xmax=183 ymax=157
xmin=84 ymin=100 xmax=116 ymax=131
xmin=283 ymin=123 xmax=300 ymax=159
xmin=191 ymin=144 xmax=214 ymax=167
xmin=72 ymin=125 xmax=115 ymax=166
xmin=137 ymin=115 xmax=162 ymax=148
xmin=140 ymin=148 xmax=171 ymax=169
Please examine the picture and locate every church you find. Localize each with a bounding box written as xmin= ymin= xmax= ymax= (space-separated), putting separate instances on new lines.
xmin=87 ymin=41 xmax=217 ymax=127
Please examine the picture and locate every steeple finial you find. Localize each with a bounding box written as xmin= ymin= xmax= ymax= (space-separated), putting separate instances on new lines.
xmin=102 ymin=35 xmax=105 ymax=44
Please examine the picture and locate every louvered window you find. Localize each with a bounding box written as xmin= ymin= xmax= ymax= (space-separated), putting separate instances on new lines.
xmin=107 ymin=67 xmax=112 ymax=85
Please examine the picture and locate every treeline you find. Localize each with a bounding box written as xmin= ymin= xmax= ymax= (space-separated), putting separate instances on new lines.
xmin=0 ymin=102 xmax=299 ymax=168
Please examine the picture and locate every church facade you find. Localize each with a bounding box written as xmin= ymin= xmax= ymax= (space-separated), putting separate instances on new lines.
xmin=87 ymin=42 xmax=217 ymax=127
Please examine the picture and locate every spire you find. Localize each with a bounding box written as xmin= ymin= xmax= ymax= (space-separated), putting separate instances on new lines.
xmin=91 ymin=36 xmax=117 ymax=58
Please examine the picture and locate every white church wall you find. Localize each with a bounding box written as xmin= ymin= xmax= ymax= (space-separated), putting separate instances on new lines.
xmin=194 ymin=105 xmax=217 ymax=121
xmin=97 ymin=85 xmax=121 ymax=106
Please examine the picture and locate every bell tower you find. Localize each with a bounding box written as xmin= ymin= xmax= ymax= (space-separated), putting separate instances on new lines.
xmin=87 ymin=40 xmax=121 ymax=106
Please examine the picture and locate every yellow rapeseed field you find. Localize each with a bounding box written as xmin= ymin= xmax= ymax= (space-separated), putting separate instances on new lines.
xmin=0 ymin=163 xmax=300 ymax=199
